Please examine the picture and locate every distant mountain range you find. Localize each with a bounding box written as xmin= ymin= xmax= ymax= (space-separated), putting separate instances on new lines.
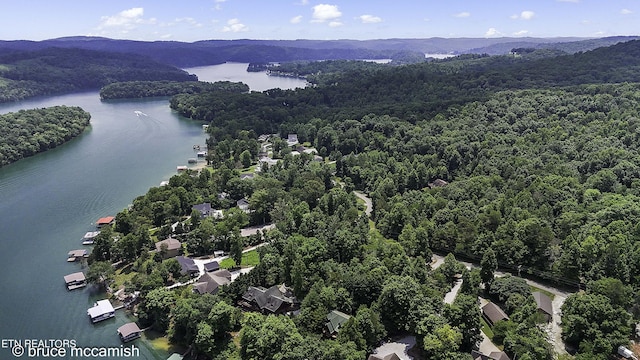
xmin=1 ymin=36 xmax=638 ymax=67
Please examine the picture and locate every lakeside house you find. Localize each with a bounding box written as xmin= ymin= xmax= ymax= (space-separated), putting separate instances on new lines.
xmin=96 ymin=216 xmax=115 ymax=228
xmin=325 ymin=310 xmax=351 ymax=337
xmin=192 ymin=269 xmax=232 ymax=295
xmin=64 ymin=272 xmax=87 ymax=290
xmin=176 ymin=256 xmax=199 ymax=276
xmin=67 ymin=249 xmax=88 ymax=262
xmin=154 ymin=237 xmax=182 ymax=259
xmin=117 ymin=322 xmax=142 ymax=342
xmin=87 ymin=300 xmax=115 ymax=323
xmin=481 ymin=302 xmax=509 ymax=327
xmin=241 ymin=284 xmax=297 ymax=314
xmin=532 ymin=291 xmax=553 ymax=322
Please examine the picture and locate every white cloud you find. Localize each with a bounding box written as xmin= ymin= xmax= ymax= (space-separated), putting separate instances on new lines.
xmin=298 ymin=0 xmax=309 ymax=4
xmin=513 ymin=30 xmax=529 ymax=36
xmin=329 ymin=21 xmax=343 ymax=27
xmin=98 ymin=7 xmax=155 ymax=29
xmin=290 ymin=15 xmax=303 ymax=24
xmin=222 ymin=18 xmax=248 ymax=32
xmin=454 ymin=12 xmax=471 ymax=18
xmin=512 ymin=11 xmax=535 ymax=20
xmin=485 ymin=28 xmax=503 ymax=37
xmin=169 ymin=17 xmax=202 ymax=27
xmin=312 ymin=4 xmax=342 ymax=23
xmin=520 ymin=11 xmax=535 ymax=20
xmin=621 ymin=9 xmax=633 ymax=15
xmin=359 ymin=15 xmax=382 ymax=24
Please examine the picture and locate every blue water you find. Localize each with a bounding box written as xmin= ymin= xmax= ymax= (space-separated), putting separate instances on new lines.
xmin=0 ymin=64 xmax=306 ymax=359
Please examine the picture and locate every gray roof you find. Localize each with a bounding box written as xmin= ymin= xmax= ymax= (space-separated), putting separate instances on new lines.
xmin=326 ymin=310 xmax=351 ymax=334
xmin=64 ymin=272 xmax=86 ymax=284
xmin=242 ymin=285 xmax=295 ymax=313
xmin=489 ymin=351 xmax=511 ymax=360
xmin=68 ymin=249 xmax=87 ymax=257
xmin=204 ymin=261 xmax=220 ymax=272
xmin=155 ymin=237 xmax=182 ymax=252
xmin=117 ymin=322 xmax=141 ymax=338
xmin=192 ymin=270 xmax=231 ymax=295
xmin=482 ymin=302 xmax=509 ymax=325
xmin=368 ymin=354 xmax=401 ymax=360
xmin=192 ymin=202 xmax=212 ymax=214
xmin=176 ymin=256 xmax=199 ymax=274
xmin=532 ymin=291 xmax=553 ymax=316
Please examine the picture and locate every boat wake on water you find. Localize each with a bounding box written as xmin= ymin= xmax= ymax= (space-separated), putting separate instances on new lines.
xmin=134 ymin=110 xmax=148 ymax=117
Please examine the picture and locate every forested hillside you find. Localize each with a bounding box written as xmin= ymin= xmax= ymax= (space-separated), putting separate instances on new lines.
xmin=87 ymin=39 xmax=640 ymax=360
xmin=99 ymin=80 xmax=249 ymax=100
xmin=0 ymin=47 xmax=196 ymax=102
xmin=0 ymin=106 xmax=91 ymax=166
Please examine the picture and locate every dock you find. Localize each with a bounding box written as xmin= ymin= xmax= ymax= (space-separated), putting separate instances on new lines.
xmin=64 ymin=272 xmax=87 ymax=290
xmin=67 ymin=249 xmax=88 ymax=262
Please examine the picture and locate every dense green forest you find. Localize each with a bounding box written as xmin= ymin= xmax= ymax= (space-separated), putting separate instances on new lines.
xmin=0 ymin=47 xmax=196 ymax=102
xmin=99 ymin=81 xmax=249 ymax=100
xmin=87 ymin=40 xmax=640 ymax=360
xmin=0 ymin=106 xmax=90 ymax=166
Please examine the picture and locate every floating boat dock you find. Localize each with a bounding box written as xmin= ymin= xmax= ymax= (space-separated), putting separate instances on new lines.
xmin=67 ymin=249 xmax=88 ymax=262
xmin=64 ymin=272 xmax=87 ymax=290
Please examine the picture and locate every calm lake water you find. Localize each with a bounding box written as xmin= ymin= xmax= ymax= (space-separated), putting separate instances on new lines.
xmin=0 ymin=63 xmax=307 ymax=359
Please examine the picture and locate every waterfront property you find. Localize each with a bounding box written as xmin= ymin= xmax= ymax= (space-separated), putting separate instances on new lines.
xmin=87 ymin=300 xmax=115 ymax=323
xmin=117 ymin=322 xmax=142 ymax=342
xmin=67 ymin=249 xmax=88 ymax=262
xmin=96 ymin=216 xmax=115 ymax=227
xmin=64 ymin=272 xmax=87 ymax=290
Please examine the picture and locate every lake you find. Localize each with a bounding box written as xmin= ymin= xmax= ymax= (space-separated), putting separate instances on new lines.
xmin=0 ymin=63 xmax=307 ymax=359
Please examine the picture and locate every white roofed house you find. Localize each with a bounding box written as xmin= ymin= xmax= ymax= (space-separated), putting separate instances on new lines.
xmin=287 ymin=134 xmax=299 ymax=147
xmin=87 ymin=299 xmax=115 ymax=323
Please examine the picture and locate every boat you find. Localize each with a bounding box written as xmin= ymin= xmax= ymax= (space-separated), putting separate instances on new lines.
xmin=187 ymin=158 xmax=197 ymax=164
xmin=196 ymin=151 xmax=207 ymax=158
xmin=177 ymin=166 xmax=188 ymax=172
xmin=193 ymin=144 xmax=200 ymax=150
xmin=81 ymin=231 xmax=100 ymax=245
xmin=87 ymin=300 xmax=115 ymax=323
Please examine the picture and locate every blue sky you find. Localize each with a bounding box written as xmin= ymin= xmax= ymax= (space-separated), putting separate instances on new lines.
xmin=0 ymin=0 xmax=638 ymax=41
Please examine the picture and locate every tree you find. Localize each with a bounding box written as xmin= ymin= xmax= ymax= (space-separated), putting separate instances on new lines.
xmin=422 ymin=324 xmax=463 ymax=360
xmin=240 ymin=149 xmax=252 ymax=168
xmin=480 ymin=248 xmax=498 ymax=288
xmin=138 ymin=288 xmax=176 ymax=332
xmin=230 ymin=234 xmax=243 ymax=266
xmin=445 ymin=293 xmax=482 ymax=351
xmin=86 ymin=261 xmax=115 ymax=289
xmin=561 ymin=293 xmax=632 ymax=358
